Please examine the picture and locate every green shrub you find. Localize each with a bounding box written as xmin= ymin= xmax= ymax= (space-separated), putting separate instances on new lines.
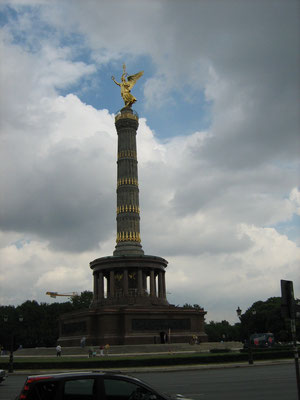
xmin=0 ymin=349 xmax=293 ymax=371
xmin=210 ymin=348 xmax=231 ymax=353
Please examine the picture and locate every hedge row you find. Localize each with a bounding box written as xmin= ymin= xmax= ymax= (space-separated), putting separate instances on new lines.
xmin=240 ymin=346 xmax=294 ymax=353
xmin=0 ymin=349 xmax=294 ymax=370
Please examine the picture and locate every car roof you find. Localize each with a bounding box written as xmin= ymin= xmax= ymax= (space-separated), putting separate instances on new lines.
xmin=28 ymin=370 xmax=138 ymax=380
xmin=23 ymin=371 xmax=172 ymax=400
xmin=26 ymin=371 xmax=143 ymax=382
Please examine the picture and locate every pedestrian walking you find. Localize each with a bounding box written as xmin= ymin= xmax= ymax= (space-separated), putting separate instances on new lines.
xmin=56 ymin=344 xmax=62 ymax=357
xmin=100 ymin=345 xmax=104 ymax=356
xmin=80 ymin=337 xmax=86 ymax=348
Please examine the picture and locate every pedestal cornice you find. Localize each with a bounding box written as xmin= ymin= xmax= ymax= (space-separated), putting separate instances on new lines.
xmin=90 ymin=254 xmax=168 ymax=272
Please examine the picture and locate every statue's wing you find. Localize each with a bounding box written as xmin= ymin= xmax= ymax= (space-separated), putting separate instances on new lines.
xmin=127 ymin=71 xmax=144 ymax=90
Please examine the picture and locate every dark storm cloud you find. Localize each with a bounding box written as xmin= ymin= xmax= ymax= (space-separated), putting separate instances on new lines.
xmin=0 ymin=134 xmax=116 ymax=251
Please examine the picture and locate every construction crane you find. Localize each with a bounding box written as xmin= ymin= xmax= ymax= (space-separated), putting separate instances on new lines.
xmin=46 ymin=291 xmax=79 ymax=299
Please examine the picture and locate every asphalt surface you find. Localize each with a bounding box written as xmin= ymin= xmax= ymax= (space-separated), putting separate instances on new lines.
xmin=134 ymin=362 xmax=299 ymax=400
xmin=0 ymin=360 xmax=297 ymax=400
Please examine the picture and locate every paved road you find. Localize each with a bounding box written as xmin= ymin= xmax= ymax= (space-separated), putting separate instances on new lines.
xmin=134 ymin=363 xmax=298 ymax=400
xmin=0 ymin=363 xmax=298 ymax=400
xmin=0 ymin=374 xmax=26 ymax=400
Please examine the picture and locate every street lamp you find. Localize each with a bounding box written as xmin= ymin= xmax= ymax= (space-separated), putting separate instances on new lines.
xmin=236 ymin=306 xmax=253 ymax=365
xmin=3 ymin=314 xmax=23 ymax=373
xmin=236 ymin=307 xmax=242 ymax=318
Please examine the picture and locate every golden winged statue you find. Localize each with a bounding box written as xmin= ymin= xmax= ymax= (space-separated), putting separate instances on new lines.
xmin=112 ymin=63 xmax=144 ymax=108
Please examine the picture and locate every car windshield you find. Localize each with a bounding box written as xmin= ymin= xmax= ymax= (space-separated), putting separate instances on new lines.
xmin=104 ymin=377 xmax=165 ymax=400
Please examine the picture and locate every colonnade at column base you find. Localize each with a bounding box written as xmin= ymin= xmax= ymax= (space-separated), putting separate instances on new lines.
xmin=90 ymin=254 xmax=169 ymax=307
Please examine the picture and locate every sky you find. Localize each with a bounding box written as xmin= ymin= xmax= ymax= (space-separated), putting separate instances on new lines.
xmin=0 ymin=0 xmax=299 ymax=323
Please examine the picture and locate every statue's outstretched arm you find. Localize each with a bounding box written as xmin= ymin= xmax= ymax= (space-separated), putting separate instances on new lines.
xmin=111 ymin=76 xmax=121 ymax=86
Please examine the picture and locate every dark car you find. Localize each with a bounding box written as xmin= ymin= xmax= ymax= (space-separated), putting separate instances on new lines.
xmin=243 ymin=332 xmax=275 ymax=349
xmin=16 ymin=371 xmax=193 ymax=400
xmin=0 ymin=369 xmax=6 ymax=383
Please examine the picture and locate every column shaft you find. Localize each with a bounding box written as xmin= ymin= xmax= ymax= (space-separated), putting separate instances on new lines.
xmin=150 ymin=270 xmax=156 ymax=297
xmin=93 ymin=273 xmax=98 ymax=301
xmin=98 ymin=272 xmax=104 ymax=299
xmin=158 ymin=272 xmax=164 ymax=298
xmin=162 ymin=272 xmax=166 ymax=298
xmin=138 ymin=269 xmax=143 ymax=295
xmin=109 ymin=270 xmax=115 ymax=298
xmin=123 ymin=269 xmax=129 ymax=295
xmin=114 ymin=109 xmax=144 ymax=256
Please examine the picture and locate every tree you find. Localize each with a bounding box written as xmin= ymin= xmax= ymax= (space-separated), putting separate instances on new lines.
xmin=0 ymin=300 xmax=74 ymax=348
xmin=205 ymin=320 xmax=241 ymax=342
xmin=71 ymin=291 xmax=93 ymax=310
xmin=0 ymin=305 xmax=19 ymax=350
xmin=182 ymin=303 xmax=203 ymax=310
xmin=238 ymin=297 xmax=298 ymax=341
xmin=1 ymin=291 xmax=94 ymax=348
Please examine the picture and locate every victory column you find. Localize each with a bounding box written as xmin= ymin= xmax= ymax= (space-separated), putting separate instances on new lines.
xmin=59 ymin=65 xmax=207 ymax=345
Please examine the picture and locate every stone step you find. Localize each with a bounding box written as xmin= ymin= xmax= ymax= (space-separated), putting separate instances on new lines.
xmin=14 ymin=342 xmax=242 ymax=356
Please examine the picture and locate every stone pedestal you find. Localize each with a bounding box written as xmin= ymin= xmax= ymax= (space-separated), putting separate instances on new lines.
xmin=59 ymin=305 xmax=207 ymax=346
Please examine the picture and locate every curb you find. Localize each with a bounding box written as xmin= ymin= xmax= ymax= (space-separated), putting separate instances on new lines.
xmin=7 ymin=359 xmax=293 ymax=375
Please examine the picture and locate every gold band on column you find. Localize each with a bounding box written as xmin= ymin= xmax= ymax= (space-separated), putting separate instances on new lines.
xmin=118 ymin=150 xmax=137 ymax=160
xmin=117 ymin=178 xmax=138 ymax=187
xmin=117 ymin=204 xmax=140 ymax=214
xmin=116 ymin=231 xmax=141 ymax=243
